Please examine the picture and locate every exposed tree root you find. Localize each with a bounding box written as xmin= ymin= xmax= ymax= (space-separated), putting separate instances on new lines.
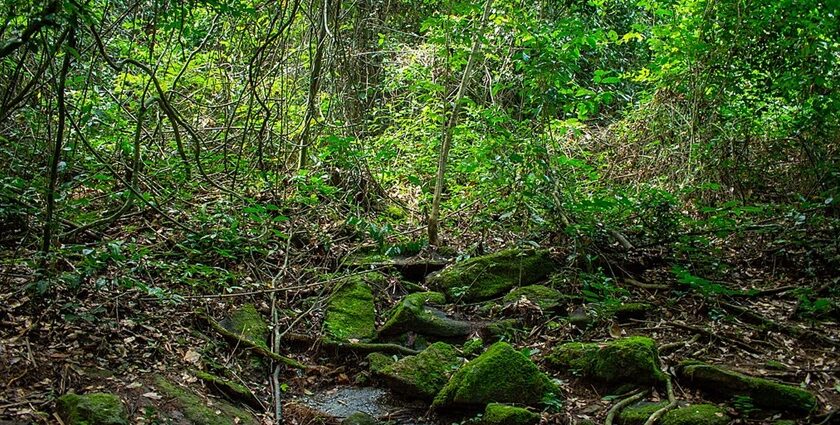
xmin=282 ymin=332 xmax=420 ymax=355
xmin=644 ymin=373 xmax=676 ymax=425
xmin=605 ymin=388 xmax=650 ymax=425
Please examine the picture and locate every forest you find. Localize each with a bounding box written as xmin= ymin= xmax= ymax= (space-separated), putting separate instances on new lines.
xmin=0 ymin=0 xmax=838 ymax=424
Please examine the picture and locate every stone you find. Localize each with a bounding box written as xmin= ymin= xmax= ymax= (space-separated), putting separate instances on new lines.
xmin=502 ymin=285 xmax=567 ymax=311
xmin=461 ymin=338 xmax=484 ymax=357
xmin=483 ymin=403 xmax=540 ymax=425
xmin=221 ymin=304 xmax=269 ymax=349
xmin=378 ymin=292 xmax=474 ymax=338
xmin=677 ymin=360 xmax=816 ymax=414
xmin=608 ymin=303 xmax=654 ymax=320
xmin=341 ymin=412 xmax=379 ymax=425
xmin=154 ymin=377 xmax=259 ymax=425
xmin=427 ymin=249 xmax=557 ymax=302
xmin=433 ymin=342 xmax=558 ymax=409
xmin=56 ymin=393 xmax=128 ymax=425
xmin=369 ymin=342 xmax=462 ymax=400
xmin=324 ymin=273 xmax=381 ymax=341
xmin=619 ymin=402 xmax=730 ymax=425
xmin=547 ymin=336 xmax=665 ymax=385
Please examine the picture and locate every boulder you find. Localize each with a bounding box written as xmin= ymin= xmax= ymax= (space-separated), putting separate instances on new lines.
xmin=483 ymin=403 xmax=540 ymax=425
xmin=677 ymin=360 xmax=816 ymax=414
xmin=502 ymin=285 xmax=567 ymax=311
xmin=619 ymin=402 xmax=730 ymax=425
xmin=378 ymin=292 xmax=474 ymax=338
xmin=427 ymin=249 xmax=556 ymax=302
xmin=368 ymin=342 xmax=463 ymax=400
xmin=221 ymin=304 xmax=269 ymax=348
xmin=324 ymin=273 xmax=381 ymax=341
xmin=56 ymin=393 xmax=128 ymax=425
xmin=154 ymin=376 xmax=259 ymax=425
xmin=547 ymin=336 xmax=665 ymax=385
xmin=433 ymin=342 xmax=558 ymax=409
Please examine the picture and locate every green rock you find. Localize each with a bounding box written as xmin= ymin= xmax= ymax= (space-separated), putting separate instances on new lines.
xmin=618 ymin=401 xmax=668 ymax=425
xmin=547 ymin=337 xmax=665 ymax=385
xmin=193 ymin=370 xmax=260 ymax=409
xmin=678 ymin=360 xmax=816 ymax=414
xmin=221 ymin=304 xmax=269 ymax=348
xmin=484 ymin=319 xmax=523 ymax=340
xmin=57 ymin=393 xmax=128 ymax=425
xmin=427 ymin=249 xmax=557 ymax=302
xmin=503 ymin=285 xmax=566 ymax=310
xmin=378 ymin=292 xmax=473 ymax=338
xmin=433 ymin=342 xmax=558 ymax=409
xmin=619 ymin=403 xmax=730 ymax=425
xmin=342 ymin=412 xmax=379 ymax=425
xmin=367 ymin=352 xmax=397 ymax=373
xmin=155 ymin=376 xmax=259 ymax=425
xmin=661 ymin=404 xmax=730 ymax=425
xmin=325 ymin=273 xmax=380 ymax=341
xmin=483 ymin=403 xmax=540 ymax=425
xmin=371 ymin=342 xmax=463 ymax=400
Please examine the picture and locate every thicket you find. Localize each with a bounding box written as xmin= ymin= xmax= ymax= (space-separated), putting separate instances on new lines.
xmin=1 ymin=0 xmax=838 ymax=298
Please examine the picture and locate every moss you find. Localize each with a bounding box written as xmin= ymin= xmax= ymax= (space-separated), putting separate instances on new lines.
xmin=483 ymin=403 xmax=540 ymax=425
xmin=618 ymin=401 xmax=668 ymax=425
xmin=678 ymin=361 xmax=816 ymax=414
xmin=485 ymin=319 xmax=523 ymax=340
xmin=764 ymin=360 xmax=787 ymax=370
xmin=608 ymin=303 xmax=654 ymax=320
xmin=155 ymin=376 xmax=259 ymax=425
xmin=193 ymin=370 xmax=260 ymax=409
xmin=461 ymin=338 xmax=484 ymax=357
xmin=503 ymin=285 xmax=565 ymax=310
xmin=661 ymin=404 xmax=730 ymax=425
xmin=378 ymin=292 xmax=472 ymax=338
xmin=427 ymin=249 xmax=557 ymax=302
xmin=372 ymin=342 xmax=462 ymax=400
xmin=342 ymin=412 xmax=379 ymax=425
xmin=367 ymin=352 xmax=397 ymax=373
xmin=548 ymin=337 xmax=665 ymax=385
xmin=221 ymin=304 xmax=269 ymax=349
xmin=325 ymin=273 xmax=379 ymax=341
xmin=433 ymin=342 xmax=559 ymax=409
xmin=57 ymin=393 xmax=128 ymax=425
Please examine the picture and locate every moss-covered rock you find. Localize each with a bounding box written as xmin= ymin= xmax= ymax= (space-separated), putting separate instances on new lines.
xmin=503 ymin=285 xmax=566 ymax=311
xmin=483 ymin=403 xmax=540 ymax=425
xmin=618 ymin=401 xmax=669 ymax=425
xmin=608 ymin=303 xmax=654 ymax=320
xmin=193 ymin=370 xmax=260 ymax=409
xmin=155 ymin=376 xmax=260 ymax=425
xmin=367 ymin=352 xmax=397 ymax=373
xmin=619 ymin=402 xmax=729 ymax=425
xmin=378 ymin=292 xmax=474 ymax=338
xmin=433 ymin=342 xmax=558 ymax=409
xmin=342 ymin=412 xmax=379 ymax=425
xmin=370 ymin=342 xmax=462 ymax=400
xmin=660 ymin=404 xmax=730 ymax=425
xmin=221 ymin=304 xmax=269 ymax=348
xmin=325 ymin=273 xmax=380 ymax=341
xmin=678 ymin=361 xmax=816 ymax=414
xmin=57 ymin=393 xmax=128 ymax=425
xmin=547 ymin=337 xmax=665 ymax=385
xmin=427 ymin=249 xmax=557 ymax=302
xmin=461 ymin=338 xmax=484 ymax=357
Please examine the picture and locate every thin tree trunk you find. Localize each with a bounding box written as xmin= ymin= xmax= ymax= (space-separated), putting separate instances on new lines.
xmin=41 ymin=28 xmax=75 ymax=266
xmin=428 ymin=0 xmax=494 ymax=246
xmin=297 ymin=0 xmax=331 ymax=170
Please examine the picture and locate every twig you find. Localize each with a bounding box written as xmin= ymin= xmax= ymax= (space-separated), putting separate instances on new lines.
xmin=668 ymin=321 xmax=762 ymax=354
xmin=625 ymin=278 xmax=669 ymax=290
xmin=719 ymin=300 xmax=840 ymax=348
xmin=605 ymin=388 xmax=649 ymax=425
xmin=658 ymin=334 xmax=700 ymax=355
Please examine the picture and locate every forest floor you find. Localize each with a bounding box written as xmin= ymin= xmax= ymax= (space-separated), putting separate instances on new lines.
xmin=1 ymin=221 xmax=838 ymax=425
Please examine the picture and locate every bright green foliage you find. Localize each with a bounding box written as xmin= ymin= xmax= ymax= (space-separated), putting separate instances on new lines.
xmin=324 ymin=274 xmax=380 ymax=341
xmin=483 ymin=403 xmax=540 ymax=425
xmin=678 ymin=361 xmax=816 ymax=414
xmin=154 ymin=376 xmax=259 ymax=425
xmin=370 ymin=342 xmax=463 ymax=400
xmin=548 ymin=337 xmax=665 ymax=385
xmin=502 ymin=285 xmax=566 ymax=310
xmin=433 ymin=342 xmax=558 ymax=409
xmin=221 ymin=304 xmax=269 ymax=349
xmin=427 ymin=249 xmax=556 ymax=302
xmin=57 ymin=393 xmax=128 ymax=425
